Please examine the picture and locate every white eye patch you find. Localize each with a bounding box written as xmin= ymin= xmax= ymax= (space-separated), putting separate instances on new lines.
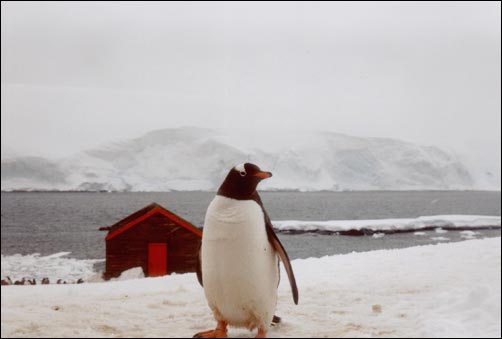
xmin=234 ymin=163 xmax=246 ymax=176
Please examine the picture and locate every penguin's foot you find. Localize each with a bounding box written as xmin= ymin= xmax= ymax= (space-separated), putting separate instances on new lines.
xmin=255 ymin=328 xmax=267 ymax=338
xmin=193 ymin=321 xmax=227 ymax=338
xmin=192 ymin=329 xmax=226 ymax=338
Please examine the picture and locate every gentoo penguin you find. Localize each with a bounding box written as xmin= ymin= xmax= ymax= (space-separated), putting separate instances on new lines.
xmin=194 ymin=163 xmax=298 ymax=338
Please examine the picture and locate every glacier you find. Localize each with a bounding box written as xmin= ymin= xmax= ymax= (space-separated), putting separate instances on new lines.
xmin=1 ymin=127 xmax=499 ymax=192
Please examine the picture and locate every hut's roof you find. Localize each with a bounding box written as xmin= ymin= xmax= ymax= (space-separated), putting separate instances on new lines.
xmin=105 ymin=202 xmax=202 ymax=240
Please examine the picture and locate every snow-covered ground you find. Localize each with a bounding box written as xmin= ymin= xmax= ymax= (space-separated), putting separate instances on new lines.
xmin=274 ymin=215 xmax=502 ymax=233
xmin=1 ymin=238 xmax=500 ymax=338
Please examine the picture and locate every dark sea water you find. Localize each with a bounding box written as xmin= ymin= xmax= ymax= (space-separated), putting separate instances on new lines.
xmin=1 ymin=191 xmax=500 ymax=261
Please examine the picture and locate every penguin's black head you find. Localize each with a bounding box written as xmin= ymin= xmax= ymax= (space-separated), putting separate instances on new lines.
xmin=217 ymin=163 xmax=272 ymax=200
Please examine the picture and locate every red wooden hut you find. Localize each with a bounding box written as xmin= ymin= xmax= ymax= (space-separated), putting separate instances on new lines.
xmin=103 ymin=202 xmax=202 ymax=279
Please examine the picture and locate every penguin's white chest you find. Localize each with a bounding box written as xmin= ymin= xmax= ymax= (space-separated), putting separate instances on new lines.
xmin=201 ymin=195 xmax=278 ymax=329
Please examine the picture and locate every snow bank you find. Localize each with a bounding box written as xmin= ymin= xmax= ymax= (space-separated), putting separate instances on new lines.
xmin=110 ymin=267 xmax=144 ymax=281
xmin=1 ymin=238 xmax=500 ymax=338
xmin=273 ymin=215 xmax=501 ymax=233
xmin=0 ymin=252 xmax=103 ymax=283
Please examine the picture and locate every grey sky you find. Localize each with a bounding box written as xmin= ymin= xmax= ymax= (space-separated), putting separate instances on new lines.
xmin=1 ymin=1 xmax=500 ymax=169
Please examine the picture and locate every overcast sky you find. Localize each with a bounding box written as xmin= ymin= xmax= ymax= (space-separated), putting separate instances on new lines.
xmin=1 ymin=1 xmax=500 ymax=166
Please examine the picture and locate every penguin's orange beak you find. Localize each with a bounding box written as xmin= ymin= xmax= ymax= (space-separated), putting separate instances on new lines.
xmin=254 ymin=171 xmax=272 ymax=179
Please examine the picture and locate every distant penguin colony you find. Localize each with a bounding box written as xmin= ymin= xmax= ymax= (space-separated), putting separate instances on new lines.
xmin=194 ymin=163 xmax=298 ymax=338
xmin=0 ymin=277 xmax=83 ymax=285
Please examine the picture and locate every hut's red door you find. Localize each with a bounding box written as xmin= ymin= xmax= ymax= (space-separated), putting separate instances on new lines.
xmin=148 ymin=243 xmax=167 ymax=277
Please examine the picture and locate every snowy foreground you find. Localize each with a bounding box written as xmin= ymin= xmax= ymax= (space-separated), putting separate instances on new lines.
xmin=2 ymin=238 xmax=501 ymax=338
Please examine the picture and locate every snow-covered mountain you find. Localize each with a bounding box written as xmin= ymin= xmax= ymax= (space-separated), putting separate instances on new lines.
xmin=1 ymin=127 xmax=498 ymax=191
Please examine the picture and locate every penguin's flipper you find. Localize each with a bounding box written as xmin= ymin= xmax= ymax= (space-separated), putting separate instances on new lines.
xmin=195 ymin=244 xmax=203 ymax=287
xmin=264 ymin=213 xmax=299 ymax=305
